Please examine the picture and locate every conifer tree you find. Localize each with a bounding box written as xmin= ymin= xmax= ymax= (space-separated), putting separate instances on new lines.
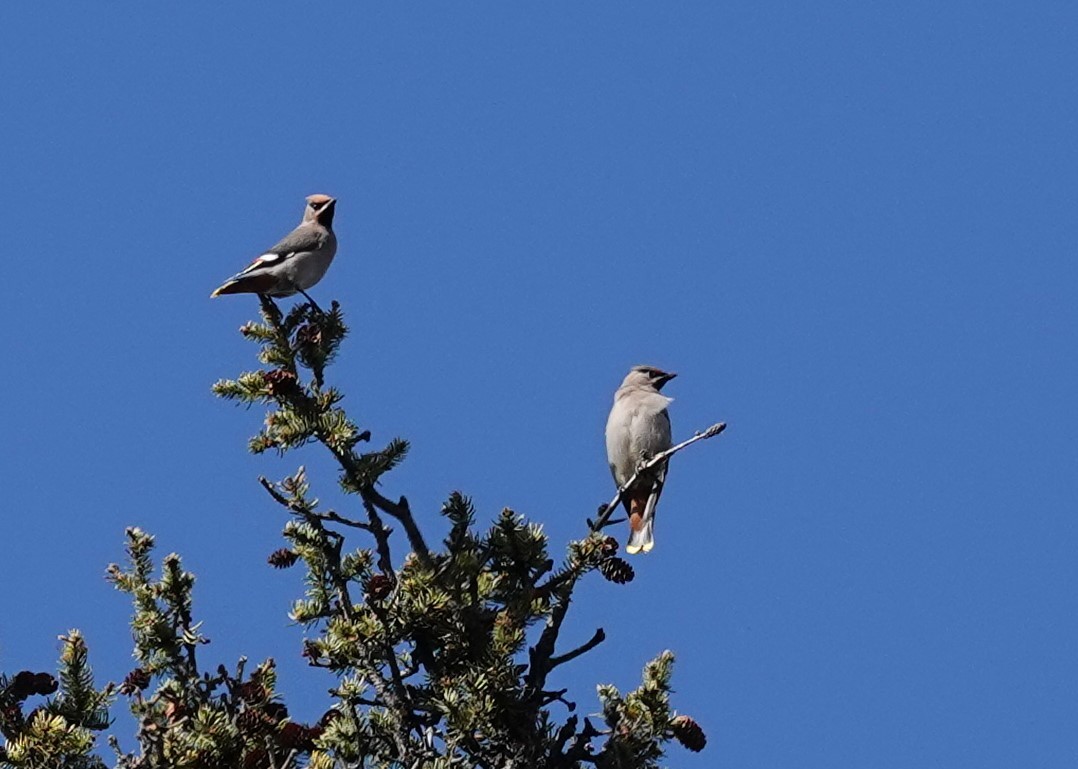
xmin=1 ymin=298 xmax=723 ymax=768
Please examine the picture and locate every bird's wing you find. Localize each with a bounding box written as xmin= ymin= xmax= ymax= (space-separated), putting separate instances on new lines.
xmin=605 ymin=398 xmax=634 ymax=482
xmin=227 ymin=225 xmax=326 ymax=279
xmin=654 ymin=407 xmax=672 ymax=482
xmin=264 ymin=224 xmax=326 ymax=257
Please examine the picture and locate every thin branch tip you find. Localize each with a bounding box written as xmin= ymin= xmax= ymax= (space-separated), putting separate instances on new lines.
xmin=549 ymin=628 xmax=607 ymax=669
xmin=592 ymin=419 xmax=727 ymax=531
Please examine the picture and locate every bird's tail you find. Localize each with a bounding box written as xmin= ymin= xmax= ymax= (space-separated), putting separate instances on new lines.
xmin=210 ymin=280 xmax=240 ymax=298
xmin=625 ymin=488 xmax=660 ymax=555
xmin=210 ymin=273 xmax=275 ymax=298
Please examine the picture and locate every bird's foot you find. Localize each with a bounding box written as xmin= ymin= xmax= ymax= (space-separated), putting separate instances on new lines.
xmin=297 ymin=288 xmax=325 ymax=315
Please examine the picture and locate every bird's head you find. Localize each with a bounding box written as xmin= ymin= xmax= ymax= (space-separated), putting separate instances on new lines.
xmin=624 ymin=365 xmax=678 ymax=391
xmin=304 ymin=194 xmax=337 ymax=227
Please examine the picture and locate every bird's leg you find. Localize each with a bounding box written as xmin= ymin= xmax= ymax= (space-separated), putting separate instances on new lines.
xmin=292 ymin=284 xmax=324 ymax=315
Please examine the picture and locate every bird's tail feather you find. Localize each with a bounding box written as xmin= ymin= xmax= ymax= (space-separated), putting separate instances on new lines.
xmin=626 ymin=517 xmax=655 ymax=554
xmin=625 ymin=489 xmax=659 ymax=555
xmin=210 ymin=280 xmax=239 ymax=297
xmin=210 ymin=273 xmax=275 ymax=298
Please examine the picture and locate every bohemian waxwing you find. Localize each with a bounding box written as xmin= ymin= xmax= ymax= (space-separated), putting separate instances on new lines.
xmin=605 ymin=365 xmax=676 ymax=554
xmin=211 ymin=194 xmax=337 ymax=300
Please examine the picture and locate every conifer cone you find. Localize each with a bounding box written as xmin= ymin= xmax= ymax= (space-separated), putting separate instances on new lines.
xmin=598 ymin=557 xmax=635 ymax=584
xmin=670 ymin=715 xmax=707 ymax=752
xmin=267 ymin=548 xmax=299 ymax=569
xmin=365 ymin=573 xmax=393 ymax=601
xmin=119 ymin=668 xmax=151 ymax=695
xmin=31 ymin=672 xmax=57 ymax=696
xmin=262 ymin=369 xmax=300 ymax=397
xmin=9 ymin=671 xmax=57 ymax=699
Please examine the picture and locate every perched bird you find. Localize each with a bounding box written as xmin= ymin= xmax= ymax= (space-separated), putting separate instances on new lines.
xmin=605 ymin=365 xmax=676 ymax=554
xmin=211 ymin=194 xmax=337 ymax=301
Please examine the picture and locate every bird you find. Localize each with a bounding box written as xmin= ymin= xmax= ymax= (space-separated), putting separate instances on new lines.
xmin=210 ymin=194 xmax=338 ymax=304
xmin=605 ymin=365 xmax=676 ymax=554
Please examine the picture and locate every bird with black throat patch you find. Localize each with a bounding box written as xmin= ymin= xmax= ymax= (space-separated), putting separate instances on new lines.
xmin=211 ymin=194 xmax=337 ymax=305
xmin=605 ymin=365 xmax=677 ymax=554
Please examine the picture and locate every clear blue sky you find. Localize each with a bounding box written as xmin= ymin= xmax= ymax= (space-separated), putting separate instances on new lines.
xmin=2 ymin=3 xmax=1076 ymax=766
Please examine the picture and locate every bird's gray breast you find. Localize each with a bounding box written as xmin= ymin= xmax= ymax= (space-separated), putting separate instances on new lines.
xmin=284 ymin=230 xmax=337 ymax=290
xmin=605 ymin=391 xmax=672 ymax=486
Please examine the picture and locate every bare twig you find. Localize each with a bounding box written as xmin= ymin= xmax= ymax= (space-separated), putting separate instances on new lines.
xmin=361 ymin=487 xmax=434 ymax=571
xmin=539 ymin=688 xmax=573 ymax=707
xmin=362 ymin=498 xmax=397 ymax=581
xmin=564 ymin=717 xmax=603 ymax=766
xmin=552 ymin=716 xmax=579 ymax=761
xmin=591 ymin=422 xmax=727 ymax=531
xmin=548 ymin=628 xmax=606 ymax=670
xmin=323 ymin=530 xmax=356 ymax=622
xmin=315 ymin=509 xmax=373 ymax=531
xmin=258 ymin=476 xmax=302 ymax=512
xmin=369 ymin=598 xmax=413 ymax=717
xmin=361 ymin=670 xmax=411 ymax=758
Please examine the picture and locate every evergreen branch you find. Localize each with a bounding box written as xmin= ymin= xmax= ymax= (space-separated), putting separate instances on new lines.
xmin=331 ymin=444 xmax=434 ymax=572
xmin=534 ymin=565 xmax=576 ymax=598
xmin=360 ymin=673 xmax=411 ymax=759
xmin=250 ymin=297 xmax=435 ymax=572
xmin=211 ymin=297 xmax=710 ymax=766
xmin=258 ymin=296 xmax=299 ymax=377
xmin=258 ymin=476 xmax=371 ymax=531
xmin=590 ymin=422 xmax=727 ymax=531
xmin=258 ymin=476 xmax=357 ymax=621
xmin=363 ymin=491 xmax=432 ymax=572
xmin=258 ymin=475 xmax=305 ymax=511
xmin=524 ymin=565 xmax=586 ymax=701
xmin=367 ymin=597 xmax=414 ymax=725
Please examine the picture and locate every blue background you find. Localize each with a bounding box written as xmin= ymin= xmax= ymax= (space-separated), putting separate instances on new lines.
xmin=2 ymin=3 xmax=1076 ymax=766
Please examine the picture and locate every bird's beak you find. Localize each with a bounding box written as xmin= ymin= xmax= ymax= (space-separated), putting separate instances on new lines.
xmin=656 ymin=371 xmax=677 ymax=389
